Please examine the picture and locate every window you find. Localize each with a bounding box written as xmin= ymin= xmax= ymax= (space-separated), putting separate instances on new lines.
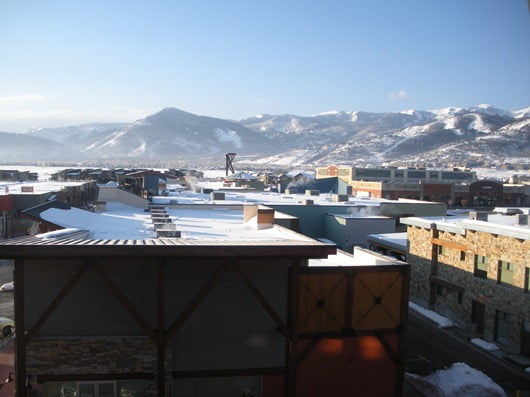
xmin=407 ymin=170 xmax=426 ymax=179
xmin=471 ymin=300 xmax=485 ymax=333
xmin=438 ymin=245 xmax=445 ymax=255
xmin=460 ymin=251 xmax=466 ymax=261
xmin=174 ymin=377 xmax=261 ymax=397
xmin=474 ymin=255 xmax=488 ymax=278
xmin=525 ymin=267 xmax=529 ymax=293
xmin=45 ymin=381 xmax=146 ymax=397
xmin=498 ymin=261 xmax=514 ymax=286
xmin=355 ymin=168 xmax=391 ymax=179
xmin=495 ymin=310 xmax=512 ymax=346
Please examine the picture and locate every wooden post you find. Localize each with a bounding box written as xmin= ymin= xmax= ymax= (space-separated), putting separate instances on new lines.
xmin=285 ymin=259 xmax=301 ymax=397
xmin=14 ymin=258 xmax=26 ymax=397
xmin=156 ymin=258 xmax=165 ymax=397
xmin=396 ymin=266 xmax=410 ymax=397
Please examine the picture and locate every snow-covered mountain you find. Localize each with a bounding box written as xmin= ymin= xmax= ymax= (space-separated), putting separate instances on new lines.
xmin=0 ymin=131 xmax=76 ymax=162
xmin=240 ymin=104 xmax=530 ymax=166
xmin=79 ymin=108 xmax=271 ymax=158
xmin=2 ymin=104 xmax=529 ymax=166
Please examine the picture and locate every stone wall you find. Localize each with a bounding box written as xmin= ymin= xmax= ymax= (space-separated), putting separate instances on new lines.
xmin=26 ymin=337 xmax=171 ymax=396
xmin=407 ymin=225 xmax=530 ymax=354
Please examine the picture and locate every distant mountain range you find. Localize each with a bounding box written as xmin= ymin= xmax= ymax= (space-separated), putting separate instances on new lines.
xmin=1 ymin=104 xmax=528 ymax=167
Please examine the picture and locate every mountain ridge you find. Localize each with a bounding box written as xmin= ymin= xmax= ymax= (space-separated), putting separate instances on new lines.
xmin=2 ymin=104 xmax=528 ymax=166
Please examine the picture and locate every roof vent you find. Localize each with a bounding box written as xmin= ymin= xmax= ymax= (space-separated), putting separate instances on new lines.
xmin=156 ymin=230 xmax=181 ymax=238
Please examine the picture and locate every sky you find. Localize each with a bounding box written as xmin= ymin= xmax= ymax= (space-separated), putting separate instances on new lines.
xmin=0 ymin=0 xmax=529 ymax=132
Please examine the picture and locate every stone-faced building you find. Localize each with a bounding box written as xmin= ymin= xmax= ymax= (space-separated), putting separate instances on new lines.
xmin=0 ymin=205 xmax=410 ymax=397
xmin=401 ymin=211 xmax=530 ymax=356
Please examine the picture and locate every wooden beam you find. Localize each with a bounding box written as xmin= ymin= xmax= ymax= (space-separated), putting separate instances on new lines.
xmin=396 ymin=266 xmax=410 ymax=397
xmin=233 ymin=262 xmax=291 ymax=339
xmin=156 ymin=258 xmax=165 ymax=397
xmin=91 ymin=261 xmax=157 ymax=343
xmin=345 ymin=274 xmax=354 ymax=329
xmin=295 ymin=338 xmax=320 ymax=367
xmin=431 ymin=237 xmax=467 ymax=251
xmin=173 ymin=367 xmax=285 ymax=378
xmin=37 ymin=372 xmax=153 ymax=383
xmin=25 ymin=261 xmax=88 ymax=343
xmin=285 ymin=259 xmax=301 ymax=397
xmin=14 ymin=258 xmax=26 ymax=397
xmin=164 ymin=261 xmax=229 ymax=344
xmin=374 ymin=332 xmax=399 ymax=364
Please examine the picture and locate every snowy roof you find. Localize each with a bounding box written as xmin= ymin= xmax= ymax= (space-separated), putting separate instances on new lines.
xmin=401 ymin=214 xmax=530 ymax=240
xmin=35 ymin=202 xmax=331 ymax=245
xmin=309 ymin=246 xmax=406 ymax=267
xmin=225 ymin=171 xmax=257 ymax=180
xmin=0 ymin=181 xmax=87 ymax=195
xmin=367 ymin=232 xmax=408 ymax=252
xmin=151 ymin=190 xmax=392 ymax=207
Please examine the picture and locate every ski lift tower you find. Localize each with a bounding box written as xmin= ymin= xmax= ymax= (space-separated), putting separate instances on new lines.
xmin=225 ymin=153 xmax=236 ymax=176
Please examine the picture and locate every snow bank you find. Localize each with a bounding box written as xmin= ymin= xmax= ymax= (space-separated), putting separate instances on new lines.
xmin=407 ymin=362 xmax=506 ymax=397
xmin=409 ymin=302 xmax=457 ymax=328
xmin=470 ymin=338 xmax=499 ymax=352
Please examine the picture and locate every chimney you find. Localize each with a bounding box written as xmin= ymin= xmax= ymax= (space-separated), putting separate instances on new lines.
xmin=257 ymin=206 xmax=275 ymax=230
xmin=244 ymin=205 xmax=275 ymax=229
xmin=469 ymin=211 xmax=488 ymax=221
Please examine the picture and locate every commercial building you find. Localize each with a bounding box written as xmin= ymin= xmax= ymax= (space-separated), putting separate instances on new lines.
xmin=401 ymin=210 xmax=530 ymax=356
xmin=316 ymin=165 xmax=530 ymax=208
xmin=0 ymin=181 xmax=98 ymax=239
xmin=0 ymin=204 xmax=410 ymax=397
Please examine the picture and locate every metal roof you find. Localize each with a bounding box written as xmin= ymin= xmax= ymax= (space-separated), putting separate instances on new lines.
xmin=0 ymin=236 xmax=336 ymax=258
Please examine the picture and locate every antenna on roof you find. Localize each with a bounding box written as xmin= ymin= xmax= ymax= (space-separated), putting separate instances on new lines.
xmin=226 ymin=153 xmax=236 ymax=176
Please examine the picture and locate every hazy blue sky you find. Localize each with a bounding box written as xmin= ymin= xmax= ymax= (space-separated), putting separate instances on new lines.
xmin=1 ymin=0 xmax=529 ymax=131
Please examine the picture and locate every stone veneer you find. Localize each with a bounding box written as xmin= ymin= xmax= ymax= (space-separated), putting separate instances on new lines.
xmin=407 ymin=225 xmax=530 ymax=354
xmin=25 ymin=336 xmax=172 ymax=396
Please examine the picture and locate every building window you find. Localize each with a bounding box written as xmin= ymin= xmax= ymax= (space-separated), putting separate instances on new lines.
xmin=45 ymin=380 xmax=147 ymax=397
xmin=460 ymin=251 xmax=466 ymax=261
xmin=495 ymin=310 xmax=512 ymax=346
xmin=474 ymin=255 xmax=488 ymax=278
xmin=174 ymin=376 xmax=261 ymax=397
xmin=438 ymin=245 xmax=445 ymax=256
xmin=497 ymin=261 xmax=514 ymax=286
xmin=525 ymin=267 xmax=530 ymax=293
xmin=471 ymin=300 xmax=485 ymax=333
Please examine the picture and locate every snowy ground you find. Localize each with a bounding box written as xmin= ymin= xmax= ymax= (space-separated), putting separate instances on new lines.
xmin=406 ymin=362 xmax=507 ymax=397
xmin=407 ymin=302 xmax=515 ymax=396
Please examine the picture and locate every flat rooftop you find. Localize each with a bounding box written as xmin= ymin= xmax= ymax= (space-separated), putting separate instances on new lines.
xmin=0 ymin=202 xmax=336 ymax=258
xmin=367 ymin=232 xmax=408 ymax=252
xmin=401 ymin=214 xmax=530 ymax=240
xmin=0 ymin=181 xmax=88 ymax=195
xmin=153 ymin=189 xmax=391 ymax=207
xmin=37 ymin=203 xmax=316 ymax=242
